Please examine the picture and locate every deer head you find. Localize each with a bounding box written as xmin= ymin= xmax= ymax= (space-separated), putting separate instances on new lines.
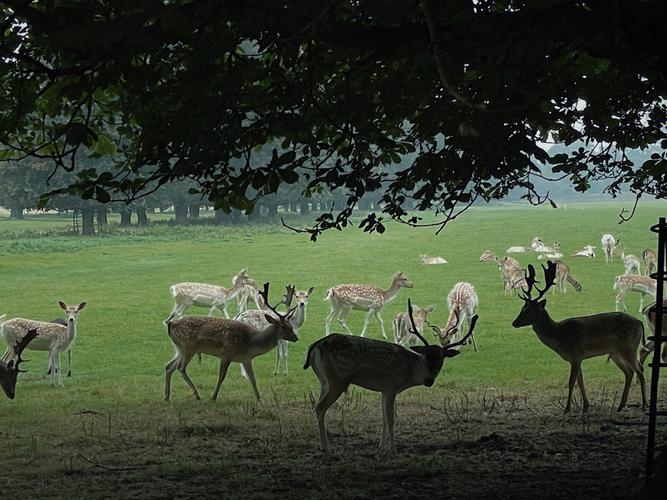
xmin=393 ymin=272 xmax=414 ymax=289
xmin=259 ymin=283 xmax=298 ymax=342
xmin=0 ymin=329 xmax=38 ymax=399
xmin=59 ymin=301 xmax=86 ymax=325
xmin=512 ymin=261 xmax=557 ymax=328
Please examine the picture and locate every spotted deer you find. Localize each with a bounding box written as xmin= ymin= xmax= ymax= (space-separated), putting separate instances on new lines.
xmin=0 ymin=329 xmax=38 ymax=399
xmin=169 ymin=269 xmax=253 ymax=319
xmin=639 ymin=300 xmax=667 ymax=367
xmin=392 ymin=304 xmax=435 ymax=347
xmin=479 ymin=249 xmax=496 ymax=262
xmin=305 ymin=299 xmax=478 ymax=452
xmin=164 ymin=283 xmax=297 ymax=402
xmin=0 ymin=302 xmax=86 ymax=385
xmin=497 ymin=256 xmax=525 ymax=294
xmin=236 ymin=277 xmax=264 ymax=313
xmin=553 ymin=260 xmax=582 ymax=293
xmin=324 ymin=272 xmax=414 ymax=338
xmin=642 ymin=249 xmax=657 ymax=277
xmin=430 ymin=282 xmax=479 ymax=350
xmin=601 ymin=234 xmax=618 ymax=264
xmin=613 ymin=275 xmax=656 ymax=313
xmin=513 ymin=261 xmax=646 ymax=413
xmin=620 ymin=245 xmax=642 ymax=275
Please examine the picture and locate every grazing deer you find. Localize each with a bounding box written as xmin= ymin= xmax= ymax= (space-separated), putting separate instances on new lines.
xmin=0 ymin=302 xmax=86 ymax=385
xmin=497 ymin=256 xmax=525 ymax=294
xmin=235 ymin=285 xmax=314 ymax=375
xmin=169 ymin=269 xmax=252 ymax=319
xmin=601 ymin=234 xmax=618 ymax=263
xmin=614 ymin=275 xmax=656 ymax=313
xmin=420 ymin=254 xmax=447 ymax=265
xmin=512 ymin=261 xmax=646 ymax=413
xmin=479 ymin=249 xmax=496 ymax=262
xmin=639 ymin=300 xmax=667 ymax=367
xmin=553 ymin=260 xmax=582 ymax=293
xmin=0 ymin=329 xmax=38 ymax=399
xmin=438 ymin=282 xmax=479 ymax=350
xmin=392 ymin=304 xmax=435 ymax=347
xmin=324 ymin=272 xmax=414 ymax=338
xmin=620 ymin=245 xmax=642 ymax=275
xmin=305 ymin=299 xmax=478 ymax=452
xmin=164 ymin=283 xmax=297 ymax=401
xmin=642 ymin=249 xmax=657 ymax=277
xmin=572 ymin=245 xmax=596 ymax=258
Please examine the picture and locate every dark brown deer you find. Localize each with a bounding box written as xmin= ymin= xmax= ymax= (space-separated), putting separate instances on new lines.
xmin=0 ymin=329 xmax=38 ymax=399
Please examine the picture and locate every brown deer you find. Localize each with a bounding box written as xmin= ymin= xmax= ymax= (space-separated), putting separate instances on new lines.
xmin=639 ymin=300 xmax=667 ymax=367
xmin=512 ymin=261 xmax=646 ymax=413
xmin=642 ymin=249 xmax=657 ymax=277
xmin=0 ymin=329 xmax=38 ymax=399
xmin=305 ymin=299 xmax=477 ymax=452
xmin=553 ymin=260 xmax=582 ymax=293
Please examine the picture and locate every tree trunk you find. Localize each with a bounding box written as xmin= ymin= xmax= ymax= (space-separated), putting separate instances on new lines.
xmin=9 ymin=207 xmax=24 ymax=219
xmin=81 ymin=207 xmax=96 ymax=236
xmin=299 ymin=202 xmax=310 ymax=216
xmin=96 ymin=206 xmax=108 ymax=227
xmin=174 ymin=202 xmax=189 ymax=225
xmin=136 ymin=207 xmax=149 ymax=226
xmin=119 ymin=207 xmax=132 ymax=226
xmin=189 ymin=205 xmax=200 ymax=218
xmin=267 ymin=203 xmax=278 ymax=218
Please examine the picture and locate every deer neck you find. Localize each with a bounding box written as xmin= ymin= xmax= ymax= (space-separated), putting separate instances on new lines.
xmin=290 ymin=305 xmax=307 ymax=330
xmin=529 ymin=309 xmax=561 ymax=350
xmin=248 ymin=324 xmax=282 ymax=354
xmin=226 ymin=279 xmax=245 ymax=300
xmin=67 ymin=320 xmax=77 ymax=345
xmin=382 ymin=279 xmax=402 ymax=303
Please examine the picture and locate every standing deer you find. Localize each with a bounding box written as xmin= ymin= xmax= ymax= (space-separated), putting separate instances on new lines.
xmin=392 ymin=304 xmax=435 ymax=347
xmin=235 ymin=285 xmax=314 ymax=375
xmin=620 ymin=245 xmax=642 ymax=275
xmin=512 ymin=261 xmax=646 ymax=412
xmin=438 ymin=282 xmax=479 ymax=350
xmin=236 ymin=277 xmax=264 ymax=313
xmin=601 ymin=234 xmax=618 ymax=263
xmin=164 ymin=283 xmax=297 ymax=401
xmin=642 ymin=249 xmax=657 ymax=277
xmin=324 ymin=272 xmax=414 ymax=338
xmin=613 ymin=275 xmax=656 ymax=313
xmin=0 ymin=302 xmax=86 ymax=385
xmin=639 ymin=300 xmax=667 ymax=367
xmin=553 ymin=260 xmax=582 ymax=293
xmin=0 ymin=329 xmax=38 ymax=399
xmin=169 ymin=269 xmax=253 ymax=319
xmin=305 ymin=299 xmax=478 ymax=452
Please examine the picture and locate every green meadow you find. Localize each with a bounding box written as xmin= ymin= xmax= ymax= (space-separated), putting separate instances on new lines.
xmin=0 ymin=201 xmax=664 ymax=498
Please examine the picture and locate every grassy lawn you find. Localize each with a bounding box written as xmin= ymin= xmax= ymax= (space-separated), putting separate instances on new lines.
xmin=0 ymin=200 xmax=664 ymax=498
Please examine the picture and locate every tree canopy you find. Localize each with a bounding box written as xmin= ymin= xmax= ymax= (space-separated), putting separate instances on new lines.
xmin=1 ymin=0 xmax=665 ymax=238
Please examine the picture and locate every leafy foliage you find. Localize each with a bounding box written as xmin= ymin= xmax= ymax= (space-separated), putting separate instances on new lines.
xmin=0 ymin=0 xmax=665 ymax=238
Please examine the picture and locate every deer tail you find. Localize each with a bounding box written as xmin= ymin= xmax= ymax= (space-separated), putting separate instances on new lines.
xmin=324 ymin=288 xmax=334 ymax=302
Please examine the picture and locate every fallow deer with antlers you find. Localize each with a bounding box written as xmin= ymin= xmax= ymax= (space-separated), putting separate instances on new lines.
xmin=0 ymin=329 xmax=38 ymax=399
xmin=512 ymin=261 xmax=646 ymax=413
xmin=164 ymin=283 xmax=297 ymax=402
xmin=305 ymin=299 xmax=478 ymax=452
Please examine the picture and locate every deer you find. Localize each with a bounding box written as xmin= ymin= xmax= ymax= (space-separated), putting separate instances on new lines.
xmin=163 ymin=283 xmax=298 ymax=402
xmin=420 ymin=254 xmax=447 ymax=265
xmin=0 ymin=302 xmax=86 ymax=385
xmin=497 ymin=256 xmax=525 ymax=294
xmin=639 ymin=300 xmax=667 ymax=367
xmin=432 ymin=282 xmax=479 ymax=350
xmin=512 ymin=261 xmax=646 ymax=413
xmin=571 ymin=245 xmax=596 ymax=258
xmin=324 ymin=272 xmax=414 ymax=338
xmin=235 ymin=277 xmax=264 ymax=313
xmin=620 ymin=244 xmax=642 ymax=275
xmin=553 ymin=260 xmax=582 ymax=293
xmin=614 ymin=274 xmax=656 ymax=313
xmin=168 ymin=269 xmax=253 ymax=319
xmin=601 ymin=234 xmax=618 ymax=263
xmin=305 ymin=298 xmax=478 ymax=452
xmin=641 ymin=249 xmax=657 ymax=277
xmin=235 ymin=285 xmax=314 ymax=375
xmin=506 ymin=246 xmax=528 ymax=253
xmin=392 ymin=304 xmax=435 ymax=347
xmin=0 ymin=329 xmax=38 ymax=399
xmin=479 ymin=249 xmax=496 ymax=262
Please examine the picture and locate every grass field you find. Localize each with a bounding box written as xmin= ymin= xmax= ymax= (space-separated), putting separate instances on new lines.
xmin=0 ymin=201 xmax=665 ymax=498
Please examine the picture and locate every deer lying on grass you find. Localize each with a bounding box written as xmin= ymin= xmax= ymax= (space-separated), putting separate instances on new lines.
xmin=601 ymin=234 xmax=618 ymax=263
xmin=420 ymin=254 xmax=447 ymax=265
xmin=164 ymin=283 xmax=297 ymax=401
xmin=613 ymin=274 xmax=656 ymax=313
xmin=235 ymin=285 xmax=314 ymax=375
xmin=0 ymin=302 xmax=86 ymax=385
xmin=392 ymin=304 xmax=435 ymax=347
xmin=305 ymin=299 xmax=478 ymax=452
xmin=642 ymin=249 xmax=657 ymax=277
xmin=0 ymin=329 xmax=38 ymax=399
xmin=571 ymin=245 xmax=596 ymax=258
xmin=553 ymin=260 xmax=582 ymax=293
xmin=639 ymin=300 xmax=667 ymax=367
xmin=512 ymin=261 xmax=646 ymax=413
xmin=324 ymin=272 xmax=413 ymax=338
xmin=479 ymin=249 xmax=496 ymax=262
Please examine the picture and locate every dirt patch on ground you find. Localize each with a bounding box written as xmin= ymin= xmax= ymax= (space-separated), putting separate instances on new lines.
xmin=0 ymin=388 xmax=660 ymax=499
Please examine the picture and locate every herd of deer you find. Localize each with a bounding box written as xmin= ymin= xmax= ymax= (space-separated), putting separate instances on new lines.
xmin=0 ymin=232 xmax=663 ymax=452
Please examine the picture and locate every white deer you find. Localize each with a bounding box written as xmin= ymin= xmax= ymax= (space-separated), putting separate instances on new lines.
xmin=0 ymin=302 xmax=86 ymax=386
xmin=613 ymin=275 xmax=656 ymax=313
xmin=235 ymin=285 xmax=314 ymax=375
xmin=392 ymin=304 xmax=435 ymax=347
xmin=305 ymin=299 xmax=478 ymax=452
xmin=513 ymin=262 xmax=646 ymax=413
xmin=324 ymin=272 xmax=414 ymax=338
xmin=0 ymin=329 xmax=38 ymax=399
xmin=601 ymin=234 xmax=618 ymax=263
xmin=571 ymin=245 xmax=596 ymax=258
xmin=429 ymin=282 xmax=479 ymax=350
xmin=169 ymin=269 xmax=253 ymax=319
xmin=164 ymin=283 xmax=297 ymax=401
xmin=620 ymin=245 xmax=642 ymax=275
xmin=639 ymin=300 xmax=667 ymax=367
xmin=420 ymin=254 xmax=447 ymax=265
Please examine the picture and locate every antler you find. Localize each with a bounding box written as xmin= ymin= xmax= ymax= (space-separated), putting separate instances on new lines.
xmin=12 ymin=329 xmax=38 ymax=372
xmin=407 ymin=299 xmax=430 ymax=346
xmin=282 ymin=285 xmax=296 ymax=309
xmin=444 ymin=315 xmax=479 ymax=350
xmin=445 ymin=310 xmax=459 ymax=337
xmin=259 ymin=282 xmax=296 ymax=319
xmin=520 ymin=261 xmax=557 ymax=301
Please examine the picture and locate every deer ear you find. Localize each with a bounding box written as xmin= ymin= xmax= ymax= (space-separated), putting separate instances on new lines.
xmin=444 ymin=349 xmax=462 ymax=358
xmin=538 ymin=299 xmax=547 ymax=308
xmin=307 ymin=287 xmax=315 ymax=295
xmin=59 ymin=301 xmax=66 ymax=310
xmin=426 ymin=305 xmax=436 ymax=313
xmin=264 ymin=314 xmax=278 ymax=325
xmin=78 ymin=302 xmax=87 ymax=310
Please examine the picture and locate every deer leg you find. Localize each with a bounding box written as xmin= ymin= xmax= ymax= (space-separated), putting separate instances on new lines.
xmin=610 ymin=355 xmax=633 ymax=411
xmin=164 ymin=355 xmax=181 ymax=400
xmin=177 ymin=352 xmax=200 ymax=400
xmin=210 ymin=358 xmax=231 ymax=401
xmin=274 ymin=342 xmax=281 ymax=375
xmin=576 ymin=366 xmax=590 ymax=412
xmin=634 ymin=359 xmax=647 ymax=411
xmin=240 ymin=363 xmax=248 ymax=379
xmin=315 ymin=384 xmax=346 ymax=452
xmin=1 ymin=346 xmax=12 ymax=363
xmin=325 ymin=307 xmax=336 ymax=336
xmin=222 ymin=305 xmax=230 ymax=319
xmin=67 ymin=348 xmax=72 ymax=377
xmin=373 ymin=310 xmax=387 ymax=339
xmin=242 ymin=362 xmax=261 ymax=402
xmin=639 ymin=341 xmax=654 ymax=367
xmin=360 ymin=309 xmax=374 ymax=337
xmin=284 ymin=341 xmax=289 ymax=375
xmin=337 ymin=308 xmax=354 ymax=335
xmin=564 ymin=361 xmax=580 ymax=413
xmin=381 ymin=391 xmax=396 ymax=451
